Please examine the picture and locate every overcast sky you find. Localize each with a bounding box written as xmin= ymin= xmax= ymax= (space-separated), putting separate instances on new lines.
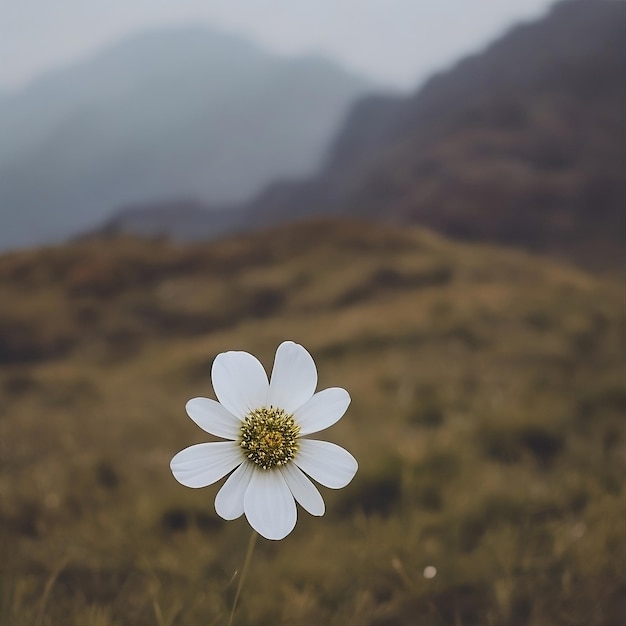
xmin=1 ymin=0 xmax=558 ymax=92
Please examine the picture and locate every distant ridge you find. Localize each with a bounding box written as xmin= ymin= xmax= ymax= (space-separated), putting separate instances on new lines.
xmin=97 ymin=199 xmax=242 ymax=241
xmin=100 ymin=0 xmax=625 ymax=272
xmin=0 ymin=26 xmax=375 ymax=250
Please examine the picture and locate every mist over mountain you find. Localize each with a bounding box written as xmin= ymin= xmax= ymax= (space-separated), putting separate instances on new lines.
xmin=103 ymin=0 xmax=624 ymax=272
xmin=0 ymin=26 xmax=375 ymax=250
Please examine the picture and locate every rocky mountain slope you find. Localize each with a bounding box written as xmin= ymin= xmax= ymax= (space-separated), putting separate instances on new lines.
xmin=249 ymin=0 xmax=625 ymax=271
xmin=102 ymin=0 xmax=625 ymax=272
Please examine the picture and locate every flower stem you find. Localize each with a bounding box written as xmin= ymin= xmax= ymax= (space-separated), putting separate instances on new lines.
xmin=227 ymin=529 xmax=258 ymax=626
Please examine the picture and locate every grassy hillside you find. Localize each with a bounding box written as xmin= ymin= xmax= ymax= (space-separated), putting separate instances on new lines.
xmin=0 ymin=219 xmax=624 ymax=625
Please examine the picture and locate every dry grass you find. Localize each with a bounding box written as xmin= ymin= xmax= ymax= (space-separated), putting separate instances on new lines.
xmin=0 ymin=218 xmax=623 ymax=625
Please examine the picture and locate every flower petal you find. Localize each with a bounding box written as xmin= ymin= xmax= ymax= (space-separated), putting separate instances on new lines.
xmin=211 ymin=350 xmax=269 ymax=418
xmin=244 ymin=469 xmax=297 ymax=540
xmin=215 ymin=461 xmax=254 ymax=520
xmin=294 ymin=387 xmax=351 ymax=436
xmin=280 ymin=463 xmax=325 ymax=516
xmin=186 ymin=397 xmax=241 ymax=439
xmin=170 ymin=442 xmax=242 ymax=488
xmin=268 ymin=341 xmax=318 ymax=413
xmin=294 ymin=440 xmax=358 ymax=489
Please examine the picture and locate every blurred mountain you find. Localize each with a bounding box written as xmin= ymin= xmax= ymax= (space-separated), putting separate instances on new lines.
xmin=103 ymin=0 xmax=624 ymax=272
xmin=0 ymin=26 xmax=375 ymax=250
xmin=249 ymin=0 xmax=625 ymax=271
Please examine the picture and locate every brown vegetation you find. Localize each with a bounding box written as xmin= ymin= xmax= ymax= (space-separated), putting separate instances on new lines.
xmin=0 ymin=218 xmax=623 ymax=625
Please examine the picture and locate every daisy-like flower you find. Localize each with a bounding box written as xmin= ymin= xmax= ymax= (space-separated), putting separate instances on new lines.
xmin=170 ymin=341 xmax=358 ymax=540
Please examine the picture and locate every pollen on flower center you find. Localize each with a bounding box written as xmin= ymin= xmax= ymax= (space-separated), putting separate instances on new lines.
xmin=239 ymin=406 xmax=300 ymax=470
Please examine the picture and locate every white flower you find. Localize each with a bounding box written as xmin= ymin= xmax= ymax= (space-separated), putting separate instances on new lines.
xmin=170 ymin=340 xmax=358 ymax=540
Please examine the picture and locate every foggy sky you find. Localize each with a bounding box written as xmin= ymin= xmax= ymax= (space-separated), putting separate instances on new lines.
xmin=1 ymin=0 xmax=557 ymax=92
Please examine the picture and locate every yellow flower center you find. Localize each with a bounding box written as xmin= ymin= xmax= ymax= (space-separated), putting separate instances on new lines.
xmin=239 ymin=407 xmax=300 ymax=470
